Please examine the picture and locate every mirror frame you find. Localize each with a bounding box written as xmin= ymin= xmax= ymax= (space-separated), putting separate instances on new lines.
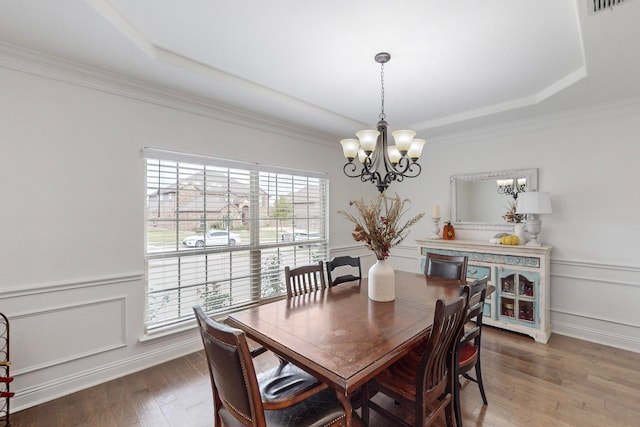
xmin=450 ymin=168 xmax=538 ymax=230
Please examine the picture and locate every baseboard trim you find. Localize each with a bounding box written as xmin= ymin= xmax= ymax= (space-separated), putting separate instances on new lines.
xmin=552 ymin=319 xmax=640 ymax=353
xmin=11 ymin=337 xmax=202 ymax=413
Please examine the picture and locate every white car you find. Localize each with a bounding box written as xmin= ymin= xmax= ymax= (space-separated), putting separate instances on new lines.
xmin=182 ymin=230 xmax=241 ymax=247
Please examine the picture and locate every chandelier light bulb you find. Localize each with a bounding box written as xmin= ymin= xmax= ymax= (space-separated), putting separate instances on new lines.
xmin=387 ymin=146 xmax=401 ymax=165
xmin=356 ymin=130 xmax=380 ymax=154
xmin=340 ymin=138 xmax=360 ymax=160
xmin=391 ymin=130 xmax=417 ymax=155
xmin=408 ymin=139 xmax=426 ymax=160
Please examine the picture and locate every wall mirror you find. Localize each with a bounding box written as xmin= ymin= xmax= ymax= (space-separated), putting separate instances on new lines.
xmin=450 ymin=168 xmax=538 ymax=230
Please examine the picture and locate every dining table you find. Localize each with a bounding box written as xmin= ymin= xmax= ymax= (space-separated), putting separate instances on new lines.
xmin=225 ymin=270 xmax=473 ymax=426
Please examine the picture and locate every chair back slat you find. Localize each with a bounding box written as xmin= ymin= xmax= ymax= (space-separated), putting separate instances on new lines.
xmin=326 ymin=256 xmax=362 ymax=287
xmin=285 ymin=262 xmax=326 ymax=298
xmin=418 ymin=297 xmax=467 ymax=389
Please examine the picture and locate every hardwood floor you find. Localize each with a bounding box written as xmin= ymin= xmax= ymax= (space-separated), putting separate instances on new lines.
xmin=9 ymin=326 xmax=640 ymax=426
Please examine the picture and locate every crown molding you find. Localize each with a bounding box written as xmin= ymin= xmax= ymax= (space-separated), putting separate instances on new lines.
xmin=0 ymin=42 xmax=337 ymax=147
xmin=428 ymin=95 xmax=640 ymax=145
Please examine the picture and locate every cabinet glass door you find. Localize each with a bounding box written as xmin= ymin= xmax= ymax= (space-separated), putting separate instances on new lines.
xmin=497 ymin=269 xmax=539 ymax=327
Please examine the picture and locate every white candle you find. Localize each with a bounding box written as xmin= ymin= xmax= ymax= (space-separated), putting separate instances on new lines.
xmin=432 ymin=204 xmax=440 ymax=218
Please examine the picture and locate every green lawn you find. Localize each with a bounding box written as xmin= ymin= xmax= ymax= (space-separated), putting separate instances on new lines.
xmin=147 ymin=227 xmax=284 ymax=246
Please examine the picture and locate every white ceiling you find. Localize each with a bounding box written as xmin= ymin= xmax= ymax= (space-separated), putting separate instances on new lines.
xmin=2 ymin=0 xmax=640 ymax=142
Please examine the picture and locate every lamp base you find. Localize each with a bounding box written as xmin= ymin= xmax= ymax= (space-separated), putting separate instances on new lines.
xmin=524 ymin=217 xmax=543 ymax=246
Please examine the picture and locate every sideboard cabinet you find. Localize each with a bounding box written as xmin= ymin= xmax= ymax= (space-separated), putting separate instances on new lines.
xmin=415 ymin=239 xmax=552 ymax=343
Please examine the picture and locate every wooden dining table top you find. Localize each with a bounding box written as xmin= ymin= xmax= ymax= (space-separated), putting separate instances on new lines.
xmin=225 ymin=270 xmax=467 ymax=397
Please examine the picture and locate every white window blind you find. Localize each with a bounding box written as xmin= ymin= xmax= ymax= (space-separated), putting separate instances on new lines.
xmin=143 ymin=148 xmax=329 ymax=331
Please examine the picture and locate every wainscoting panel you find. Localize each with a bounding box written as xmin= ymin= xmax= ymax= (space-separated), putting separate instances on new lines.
xmin=550 ymin=259 xmax=640 ymax=352
xmin=3 ymin=273 xmax=202 ymax=413
xmin=10 ymin=297 xmax=127 ymax=375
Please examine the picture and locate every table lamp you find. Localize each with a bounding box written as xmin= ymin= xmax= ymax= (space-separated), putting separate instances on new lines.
xmin=516 ymin=191 xmax=552 ymax=246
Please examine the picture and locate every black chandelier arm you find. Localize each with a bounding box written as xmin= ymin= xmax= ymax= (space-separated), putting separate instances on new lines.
xmin=362 ymin=174 xmax=377 ymax=186
xmin=392 ymin=157 xmax=422 ymax=178
xmin=342 ymin=161 xmax=364 ymax=178
xmin=363 ymin=170 xmax=381 ymax=184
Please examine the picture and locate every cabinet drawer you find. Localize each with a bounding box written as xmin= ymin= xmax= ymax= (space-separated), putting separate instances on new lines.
xmin=467 ymin=264 xmax=491 ymax=280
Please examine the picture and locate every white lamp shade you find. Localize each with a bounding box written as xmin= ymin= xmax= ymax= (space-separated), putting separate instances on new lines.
xmin=516 ymin=192 xmax=552 ymax=214
xmin=391 ymin=129 xmax=416 ymax=153
xmin=387 ymin=146 xmax=401 ymax=164
xmin=355 ymin=130 xmax=380 ymax=153
xmin=357 ymin=148 xmax=368 ymax=163
xmin=407 ymin=139 xmax=426 ymax=160
xmin=340 ymin=139 xmax=360 ymax=159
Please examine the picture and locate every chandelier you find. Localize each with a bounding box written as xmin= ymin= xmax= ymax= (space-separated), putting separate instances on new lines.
xmin=496 ymin=178 xmax=527 ymax=199
xmin=340 ymin=52 xmax=426 ymax=193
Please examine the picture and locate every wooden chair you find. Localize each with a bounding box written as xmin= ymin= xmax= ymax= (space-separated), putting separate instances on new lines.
xmin=361 ymin=297 xmax=468 ymax=427
xmin=326 ymin=256 xmax=362 ymax=287
xmin=285 ymin=261 xmax=327 ymax=298
xmin=425 ymin=253 xmax=468 ymax=282
xmin=454 ymin=276 xmax=489 ymax=427
xmin=193 ymin=305 xmax=350 ymax=427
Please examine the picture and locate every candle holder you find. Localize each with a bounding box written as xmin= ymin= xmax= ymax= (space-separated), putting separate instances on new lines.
xmin=430 ymin=217 xmax=442 ymax=240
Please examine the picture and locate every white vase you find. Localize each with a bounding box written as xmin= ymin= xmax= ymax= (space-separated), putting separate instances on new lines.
xmin=368 ymin=259 xmax=395 ymax=302
xmin=513 ymin=223 xmax=526 ymax=245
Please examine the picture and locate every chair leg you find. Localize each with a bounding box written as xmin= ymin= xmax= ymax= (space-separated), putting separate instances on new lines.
xmin=445 ymin=397 xmax=456 ymax=427
xmin=454 ymin=374 xmax=463 ymax=427
xmin=475 ymin=356 xmax=488 ymax=405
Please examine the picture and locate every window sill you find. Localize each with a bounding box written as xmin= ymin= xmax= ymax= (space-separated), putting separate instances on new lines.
xmin=139 ymin=321 xmax=198 ymax=343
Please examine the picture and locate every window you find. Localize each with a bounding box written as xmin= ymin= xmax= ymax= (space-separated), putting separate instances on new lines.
xmin=144 ymin=148 xmax=329 ymax=332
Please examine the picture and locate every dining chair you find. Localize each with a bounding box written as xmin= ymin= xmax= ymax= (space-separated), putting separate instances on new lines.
xmin=454 ymin=276 xmax=489 ymax=427
xmin=326 ymin=255 xmax=362 ymax=287
xmin=285 ymin=261 xmax=327 ymax=298
xmin=425 ymin=252 xmax=468 ymax=282
xmin=193 ymin=305 xmax=350 ymax=427
xmin=361 ymin=296 xmax=468 ymax=427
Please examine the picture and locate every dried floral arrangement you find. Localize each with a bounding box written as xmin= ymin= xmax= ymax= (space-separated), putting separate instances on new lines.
xmin=338 ymin=193 xmax=425 ymax=260
xmin=502 ymin=200 xmax=525 ymax=223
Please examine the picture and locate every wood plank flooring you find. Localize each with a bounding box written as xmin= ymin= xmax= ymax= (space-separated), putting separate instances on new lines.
xmin=9 ymin=326 xmax=640 ymax=426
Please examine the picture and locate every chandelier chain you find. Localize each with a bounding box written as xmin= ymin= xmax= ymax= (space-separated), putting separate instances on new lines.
xmin=379 ymin=62 xmax=386 ymax=121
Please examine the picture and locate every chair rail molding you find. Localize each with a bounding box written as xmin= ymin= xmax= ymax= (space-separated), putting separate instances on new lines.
xmin=0 ymin=272 xmax=145 ymax=299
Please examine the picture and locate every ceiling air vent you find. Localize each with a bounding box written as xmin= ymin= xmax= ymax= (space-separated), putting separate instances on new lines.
xmin=590 ymin=0 xmax=630 ymax=14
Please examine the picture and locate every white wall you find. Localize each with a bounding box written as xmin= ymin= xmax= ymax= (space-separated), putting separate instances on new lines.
xmin=0 ymin=57 xmax=364 ymax=411
xmin=394 ymin=100 xmax=640 ymax=353
xmin=2 ymin=49 xmax=639 ymax=412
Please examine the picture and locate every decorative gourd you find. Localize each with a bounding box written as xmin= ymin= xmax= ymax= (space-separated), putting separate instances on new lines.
xmin=500 ymin=235 xmax=520 ymax=245
xmin=443 ymin=221 xmax=455 ymax=240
